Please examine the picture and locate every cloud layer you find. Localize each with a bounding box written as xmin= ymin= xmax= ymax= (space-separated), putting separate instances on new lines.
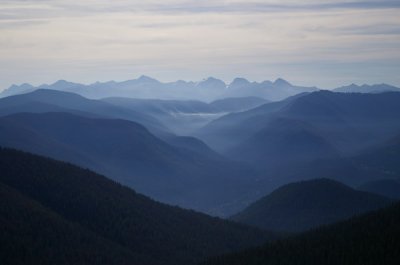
xmin=0 ymin=0 xmax=399 ymax=90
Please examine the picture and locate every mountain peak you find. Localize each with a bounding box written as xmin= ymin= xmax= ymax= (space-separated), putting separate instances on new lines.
xmin=260 ymin=80 xmax=273 ymax=86
xmin=0 ymin=83 xmax=35 ymax=97
xmin=197 ymin=77 xmax=226 ymax=88
xmin=229 ymin=78 xmax=250 ymax=88
xmin=45 ymin=80 xmax=81 ymax=90
xmin=137 ymin=75 xmax=159 ymax=83
xmin=54 ymin=79 xmax=69 ymax=84
xmin=204 ymin=77 xmax=222 ymax=82
xmin=273 ymin=78 xmax=291 ymax=86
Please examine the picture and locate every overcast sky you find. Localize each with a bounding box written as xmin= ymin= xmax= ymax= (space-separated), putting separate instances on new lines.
xmin=0 ymin=0 xmax=399 ymax=90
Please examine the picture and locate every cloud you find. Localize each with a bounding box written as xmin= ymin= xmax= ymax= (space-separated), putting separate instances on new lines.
xmin=2 ymin=1 xmax=400 ymax=17
xmin=0 ymin=0 xmax=399 ymax=90
xmin=142 ymin=1 xmax=400 ymax=14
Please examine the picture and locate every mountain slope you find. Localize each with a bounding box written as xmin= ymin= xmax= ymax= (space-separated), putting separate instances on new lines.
xmin=0 ymin=148 xmax=275 ymax=265
xmin=0 ymin=89 xmax=167 ymax=135
xmin=358 ymin=179 xmax=400 ymax=200
xmin=0 ymin=182 xmax=137 ymax=265
xmin=227 ymin=127 xmax=400 ymax=195
xmin=195 ymin=93 xmax=304 ymax=152
xmin=228 ymin=118 xmax=339 ymax=167
xmin=231 ymin=179 xmax=392 ymax=232
xmin=282 ymin=91 xmax=400 ymax=153
xmin=353 ymin=134 xmax=400 ymax=178
xmin=102 ymin=96 xmax=267 ymax=135
xmin=204 ymin=201 xmax=400 ymax=265
xmin=0 ymin=112 xmax=260 ymax=216
xmin=198 ymin=91 xmax=400 ymax=154
xmin=102 ymin=97 xmax=224 ymax=135
xmin=209 ymin=97 xmax=268 ymax=112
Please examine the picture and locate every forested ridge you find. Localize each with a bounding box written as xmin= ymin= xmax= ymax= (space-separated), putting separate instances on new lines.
xmin=0 ymin=148 xmax=275 ymax=265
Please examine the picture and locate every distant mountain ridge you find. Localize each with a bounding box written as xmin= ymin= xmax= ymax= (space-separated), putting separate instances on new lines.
xmin=3 ymin=76 xmax=399 ymax=102
xmin=0 ymin=88 xmax=168 ymax=136
xmin=0 ymin=112 xmax=263 ymax=216
xmin=198 ymin=91 xmax=400 ymax=154
xmin=1 ymin=76 xmax=318 ymax=101
xmin=333 ymin=83 xmax=400 ymax=93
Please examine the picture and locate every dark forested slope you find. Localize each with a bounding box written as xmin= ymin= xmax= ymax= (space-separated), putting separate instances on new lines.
xmin=0 ymin=148 xmax=274 ymax=265
xmin=204 ymin=201 xmax=400 ymax=265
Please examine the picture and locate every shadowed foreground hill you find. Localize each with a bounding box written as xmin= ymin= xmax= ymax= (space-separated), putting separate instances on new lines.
xmin=204 ymin=202 xmax=400 ymax=265
xmin=0 ymin=182 xmax=137 ymax=265
xmin=231 ymin=179 xmax=392 ymax=232
xmin=0 ymin=148 xmax=275 ymax=265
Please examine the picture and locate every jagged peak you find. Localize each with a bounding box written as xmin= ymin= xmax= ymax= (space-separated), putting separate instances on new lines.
xmin=197 ymin=77 xmax=226 ymax=87
xmin=137 ymin=75 xmax=159 ymax=83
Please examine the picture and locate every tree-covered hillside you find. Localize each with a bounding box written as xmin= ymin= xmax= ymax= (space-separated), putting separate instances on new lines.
xmin=0 ymin=148 xmax=275 ymax=265
xmin=204 ymin=201 xmax=400 ymax=265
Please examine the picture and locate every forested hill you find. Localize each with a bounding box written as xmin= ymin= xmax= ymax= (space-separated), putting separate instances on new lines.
xmin=0 ymin=148 xmax=275 ymax=265
xmin=231 ymin=179 xmax=392 ymax=232
xmin=203 ymin=202 xmax=400 ymax=265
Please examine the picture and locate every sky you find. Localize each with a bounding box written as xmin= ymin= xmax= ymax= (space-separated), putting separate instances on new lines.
xmin=0 ymin=0 xmax=400 ymax=91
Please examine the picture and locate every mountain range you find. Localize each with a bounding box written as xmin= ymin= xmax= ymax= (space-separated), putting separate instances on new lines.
xmin=2 ymin=89 xmax=400 ymax=216
xmin=1 ymin=76 xmax=318 ymax=101
xmin=1 ymin=76 xmax=400 ymax=264
xmin=2 ymin=76 xmax=399 ymax=103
